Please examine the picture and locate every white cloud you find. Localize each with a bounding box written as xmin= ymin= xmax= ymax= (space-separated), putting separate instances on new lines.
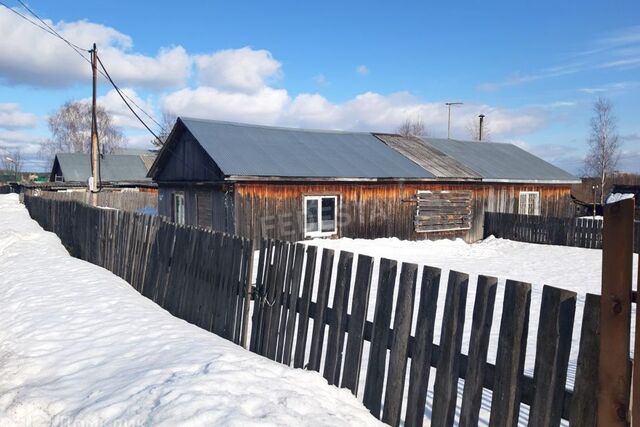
xmin=0 ymin=7 xmax=191 ymax=88
xmin=579 ymin=81 xmax=640 ymax=94
xmin=0 ymin=103 xmax=38 ymax=129
xmin=194 ymin=47 xmax=281 ymax=94
xmin=91 ymin=88 xmax=156 ymax=130
xmin=313 ymin=73 xmax=328 ymax=86
xmin=0 ymin=129 xmax=44 ymax=155
xmin=356 ymin=65 xmax=369 ymax=75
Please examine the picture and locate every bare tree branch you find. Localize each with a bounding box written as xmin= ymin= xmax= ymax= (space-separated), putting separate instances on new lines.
xmin=153 ymin=112 xmax=178 ymax=148
xmin=396 ymin=117 xmax=427 ymax=138
xmin=41 ymin=101 xmax=127 ymax=165
xmin=583 ymin=97 xmax=621 ymax=204
xmin=467 ymin=115 xmax=491 ymax=141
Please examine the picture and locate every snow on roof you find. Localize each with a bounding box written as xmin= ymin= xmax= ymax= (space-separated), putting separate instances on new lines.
xmin=606 ymin=192 xmax=635 ymax=204
xmin=0 ymin=194 xmax=381 ymax=426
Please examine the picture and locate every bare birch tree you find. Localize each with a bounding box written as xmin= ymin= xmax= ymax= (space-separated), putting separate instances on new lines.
xmin=153 ymin=112 xmax=178 ymax=148
xmin=397 ymin=117 xmax=427 ymax=138
xmin=41 ymin=101 xmax=126 ymax=162
xmin=583 ymin=97 xmax=621 ymax=204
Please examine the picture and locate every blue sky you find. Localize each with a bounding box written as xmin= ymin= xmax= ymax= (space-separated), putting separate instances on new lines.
xmin=0 ymin=0 xmax=639 ymax=173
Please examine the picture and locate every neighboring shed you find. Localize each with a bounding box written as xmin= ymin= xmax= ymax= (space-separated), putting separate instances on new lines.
xmin=50 ymin=153 xmax=154 ymax=185
xmin=149 ymin=118 xmax=580 ymax=242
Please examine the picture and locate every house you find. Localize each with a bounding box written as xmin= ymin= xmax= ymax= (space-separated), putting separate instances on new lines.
xmin=148 ymin=118 xmax=580 ymax=242
xmin=50 ymin=152 xmax=155 ymax=187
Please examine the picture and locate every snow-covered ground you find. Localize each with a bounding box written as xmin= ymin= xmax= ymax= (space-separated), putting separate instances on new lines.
xmin=306 ymin=235 xmax=638 ymax=425
xmin=0 ymin=194 xmax=381 ymax=427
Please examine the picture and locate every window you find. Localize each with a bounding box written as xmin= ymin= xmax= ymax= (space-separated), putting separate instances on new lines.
xmin=304 ymin=195 xmax=338 ymax=237
xmin=518 ymin=191 xmax=540 ymax=215
xmin=172 ymin=193 xmax=185 ymax=225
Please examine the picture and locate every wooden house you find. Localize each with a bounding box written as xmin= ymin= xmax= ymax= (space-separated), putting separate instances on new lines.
xmin=148 ymin=118 xmax=580 ymax=242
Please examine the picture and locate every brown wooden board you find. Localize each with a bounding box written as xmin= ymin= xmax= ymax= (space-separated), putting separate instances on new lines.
xmin=341 ymin=254 xmax=374 ymax=394
xmin=363 ymin=258 xmax=398 ymax=418
xmin=489 ymin=280 xmax=531 ymax=427
xmin=459 ymin=275 xmax=498 ymax=427
xmin=382 ymin=262 xmax=418 ymax=427
xmin=528 ymin=285 xmax=576 ymax=427
xmin=323 ymin=251 xmax=354 ymax=385
xmin=405 ymin=266 xmax=441 ymax=427
xmin=431 ymin=270 xmax=469 ymax=426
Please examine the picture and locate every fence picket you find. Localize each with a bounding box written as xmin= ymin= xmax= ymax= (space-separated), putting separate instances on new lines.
xmin=431 ymin=270 xmax=469 ymax=426
xmin=382 ymin=262 xmax=418 ymax=427
xmin=307 ymin=248 xmax=335 ymax=372
xmin=489 ymin=280 xmax=531 ymax=427
xmin=459 ymin=275 xmax=498 ymax=427
xmin=363 ymin=258 xmax=398 ymax=418
xmin=293 ymin=245 xmax=318 ymax=369
xmin=528 ymin=285 xmax=576 ymax=427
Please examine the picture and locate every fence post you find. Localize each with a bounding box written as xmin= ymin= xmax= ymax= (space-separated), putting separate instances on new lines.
xmin=599 ymin=198 xmax=634 ymax=427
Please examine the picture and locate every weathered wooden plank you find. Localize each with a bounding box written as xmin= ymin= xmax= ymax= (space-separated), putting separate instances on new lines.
xmin=250 ymin=239 xmax=269 ymax=353
xmin=363 ymin=258 xmax=398 ymax=419
xmin=293 ymin=245 xmax=318 ymax=369
xmin=341 ymin=254 xmax=374 ymax=394
xmin=459 ymin=275 xmax=498 ymax=427
xmin=324 ymin=251 xmax=354 ymax=385
xmin=598 ymin=198 xmax=634 ymax=426
xmin=404 ymin=266 xmax=441 ymax=427
xmin=307 ymin=248 xmax=334 ymax=372
xmin=528 ymin=285 xmax=576 ymax=427
xmin=276 ymin=243 xmax=297 ymax=363
xmin=431 ymin=270 xmax=469 ymax=427
xmin=282 ymin=243 xmax=306 ymax=365
xmin=569 ymin=293 xmax=600 ymax=427
xmin=382 ymin=262 xmax=418 ymax=427
xmin=489 ymin=280 xmax=531 ymax=427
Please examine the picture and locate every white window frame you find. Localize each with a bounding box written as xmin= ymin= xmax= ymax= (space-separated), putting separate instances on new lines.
xmin=518 ymin=191 xmax=540 ymax=215
xmin=303 ymin=195 xmax=338 ymax=238
xmin=172 ymin=192 xmax=185 ymax=225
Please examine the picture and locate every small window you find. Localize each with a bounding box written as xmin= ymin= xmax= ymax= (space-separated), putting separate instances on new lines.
xmin=172 ymin=193 xmax=185 ymax=225
xmin=304 ymin=195 xmax=338 ymax=237
xmin=518 ymin=191 xmax=540 ymax=215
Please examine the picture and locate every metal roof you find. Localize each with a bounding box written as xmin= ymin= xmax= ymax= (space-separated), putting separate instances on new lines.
xmin=420 ymin=138 xmax=580 ymax=183
xmin=179 ymin=118 xmax=434 ymax=179
xmin=54 ymin=153 xmax=152 ymax=183
xmin=374 ymin=134 xmax=481 ymax=180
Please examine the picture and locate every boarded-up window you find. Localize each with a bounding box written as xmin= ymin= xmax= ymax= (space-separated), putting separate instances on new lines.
xmin=196 ymin=192 xmax=213 ymax=228
xmin=415 ymin=190 xmax=472 ymax=232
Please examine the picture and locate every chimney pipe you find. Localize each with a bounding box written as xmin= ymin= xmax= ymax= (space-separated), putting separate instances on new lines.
xmin=478 ymin=114 xmax=485 ymax=141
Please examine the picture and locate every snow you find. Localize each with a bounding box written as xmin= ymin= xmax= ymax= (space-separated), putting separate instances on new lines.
xmin=0 ymin=194 xmax=381 ymax=427
xmin=306 ymin=235 xmax=638 ymax=425
xmin=606 ymin=192 xmax=635 ymax=204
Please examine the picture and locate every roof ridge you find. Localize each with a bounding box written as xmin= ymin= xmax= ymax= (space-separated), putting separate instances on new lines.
xmin=180 ymin=117 xmax=372 ymax=136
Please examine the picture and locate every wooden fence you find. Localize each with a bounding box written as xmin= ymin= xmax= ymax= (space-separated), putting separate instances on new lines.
xmin=248 ymin=238 xmax=613 ymax=426
xmin=22 ymin=194 xmax=639 ymax=426
xmin=23 ymin=194 xmax=253 ymax=346
xmin=26 ymin=189 xmax=158 ymax=213
xmin=484 ymin=211 xmax=640 ymax=253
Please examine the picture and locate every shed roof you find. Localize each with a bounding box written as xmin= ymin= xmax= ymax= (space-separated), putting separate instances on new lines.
xmin=53 ymin=153 xmax=152 ymax=183
xmin=374 ymin=134 xmax=481 ymax=180
xmin=177 ymin=118 xmax=434 ymax=179
xmin=419 ymin=138 xmax=580 ymax=183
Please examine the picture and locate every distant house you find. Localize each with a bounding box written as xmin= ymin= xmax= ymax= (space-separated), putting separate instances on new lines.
xmin=50 ymin=152 xmax=156 ymax=188
xmin=148 ymin=118 xmax=579 ymax=242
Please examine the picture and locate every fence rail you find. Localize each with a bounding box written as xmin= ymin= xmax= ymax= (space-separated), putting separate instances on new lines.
xmin=484 ymin=211 xmax=640 ymax=252
xmin=23 ymin=194 xmax=252 ymax=346
xmin=22 ymin=195 xmax=637 ymax=426
xmin=26 ymin=189 xmax=158 ymax=213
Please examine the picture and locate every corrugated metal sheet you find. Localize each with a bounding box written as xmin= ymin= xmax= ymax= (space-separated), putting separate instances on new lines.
xmin=179 ymin=118 xmax=434 ymax=179
xmin=421 ymin=138 xmax=580 ymax=183
xmin=374 ymin=134 xmax=481 ymax=179
xmin=55 ymin=153 xmax=151 ymax=182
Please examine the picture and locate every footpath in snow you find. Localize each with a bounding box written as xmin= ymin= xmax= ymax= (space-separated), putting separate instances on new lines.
xmin=0 ymin=194 xmax=381 ymax=427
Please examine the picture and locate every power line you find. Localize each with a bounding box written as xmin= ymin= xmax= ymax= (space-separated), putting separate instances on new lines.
xmin=96 ymin=54 xmax=163 ymax=146
xmin=1 ymin=1 xmax=163 ymax=131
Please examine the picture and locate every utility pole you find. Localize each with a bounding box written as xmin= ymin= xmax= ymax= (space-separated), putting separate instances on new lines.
xmin=445 ymin=102 xmax=463 ymax=139
xmin=478 ymin=114 xmax=485 ymax=141
xmin=89 ymin=43 xmax=100 ymax=193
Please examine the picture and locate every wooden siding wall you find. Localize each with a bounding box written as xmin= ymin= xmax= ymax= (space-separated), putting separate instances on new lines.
xmin=158 ymin=185 xmax=235 ymax=234
xmin=233 ymin=182 xmax=573 ymax=242
xmin=154 ymin=130 xmax=223 ymax=182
